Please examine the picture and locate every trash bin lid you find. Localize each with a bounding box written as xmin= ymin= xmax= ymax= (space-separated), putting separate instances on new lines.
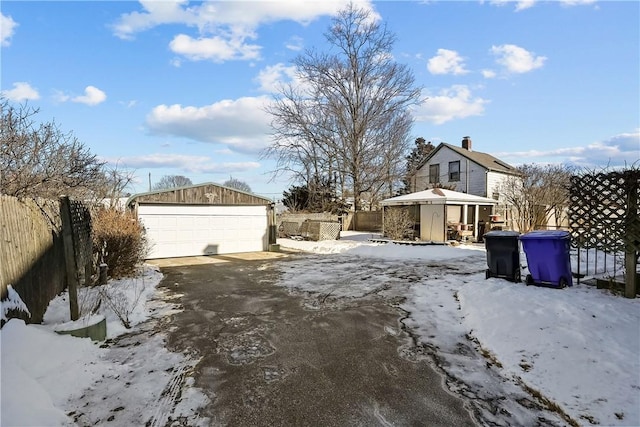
xmin=519 ymin=230 xmax=570 ymax=240
xmin=484 ymin=231 xmax=520 ymax=238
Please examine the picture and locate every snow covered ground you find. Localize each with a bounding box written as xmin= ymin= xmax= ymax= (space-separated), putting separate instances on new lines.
xmin=277 ymin=232 xmax=640 ymax=426
xmin=1 ymin=266 xmax=210 ymax=427
xmin=1 ymin=232 xmax=638 ymax=426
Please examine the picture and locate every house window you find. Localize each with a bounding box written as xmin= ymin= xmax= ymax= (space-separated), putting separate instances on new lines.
xmin=429 ymin=164 xmax=440 ymax=184
xmin=449 ymin=161 xmax=460 ymax=182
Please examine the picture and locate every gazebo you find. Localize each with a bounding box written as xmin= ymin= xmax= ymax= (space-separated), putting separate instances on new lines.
xmin=381 ymin=188 xmax=498 ymax=242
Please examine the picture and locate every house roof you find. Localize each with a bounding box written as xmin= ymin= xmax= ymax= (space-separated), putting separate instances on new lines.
xmin=418 ymin=143 xmax=520 ymax=176
xmin=126 ymin=182 xmax=272 ymax=206
xmin=381 ymin=188 xmax=498 ymax=206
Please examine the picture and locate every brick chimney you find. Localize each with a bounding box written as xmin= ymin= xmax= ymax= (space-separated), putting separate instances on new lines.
xmin=462 ymin=136 xmax=472 ymax=151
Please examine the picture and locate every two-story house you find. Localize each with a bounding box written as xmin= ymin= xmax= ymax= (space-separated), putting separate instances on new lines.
xmin=408 ymin=136 xmax=523 ymax=233
xmin=412 ymin=136 xmax=521 ymax=200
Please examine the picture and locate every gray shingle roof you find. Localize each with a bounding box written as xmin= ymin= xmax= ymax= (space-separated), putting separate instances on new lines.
xmin=418 ymin=143 xmax=521 ymax=176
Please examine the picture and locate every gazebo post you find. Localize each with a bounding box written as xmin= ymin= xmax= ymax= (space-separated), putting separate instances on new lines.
xmin=462 ymin=204 xmax=469 ymax=228
xmin=474 ymin=204 xmax=480 ymax=241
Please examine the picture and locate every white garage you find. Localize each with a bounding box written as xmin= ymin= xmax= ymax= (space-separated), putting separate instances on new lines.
xmin=138 ymin=204 xmax=269 ymax=259
xmin=127 ymin=183 xmax=275 ymax=259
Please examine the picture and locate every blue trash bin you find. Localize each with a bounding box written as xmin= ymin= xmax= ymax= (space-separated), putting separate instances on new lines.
xmin=519 ymin=230 xmax=572 ymax=288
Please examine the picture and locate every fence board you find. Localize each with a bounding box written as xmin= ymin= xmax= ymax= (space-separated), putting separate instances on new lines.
xmin=1 ymin=196 xmax=66 ymax=323
xmin=353 ymin=211 xmax=383 ymax=231
xmin=1 ymin=195 xmax=92 ymax=324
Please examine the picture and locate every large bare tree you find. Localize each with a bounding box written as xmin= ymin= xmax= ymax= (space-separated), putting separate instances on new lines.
xmin=152 ymin=175 xmax=193 ymax=191
xmin=1 ymin=99 xmax=111 ymax=200
xmin=223 ymin=176 xmax=252 ymax=193
xmin=264 ymin=4 xmax=422 ymax=211
xmin=499 ymin=164 xmax=573 ymax=232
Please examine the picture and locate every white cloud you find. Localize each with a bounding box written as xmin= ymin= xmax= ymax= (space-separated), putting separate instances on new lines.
xmin=1 ymin=13 xmax=18 ymax=47
xmin=413 ymin=85 xmax=489 ymax=125
xmin=113 ymin=1 xmax=377 ymax=63
xmin=105 ymin=153 xmax=260 ymax=174
xmin=255 ymin=63 xmax=297 ymax=93
xmin=169 ymin=33 xmax=261 ymax=62
xmin=427 ymin=49 xmax=469 ymax=75
xmin=489 ymin=0 xmax=594 ymax=11
xmin=481 ymin=69 xmax=497 ymax=79
xmin=495 ymin=130 xmax=640 ymax=167
xmin=489 ymin=0 xmax=536 ymax=11
xmin=285 ymin=35 xmax=304 ymax=51
xmin=491 ymin=44 xmax=546 ymax=74
xmin=1 ymin=82 xmax=39 ymax=101
xmin=559 ymin=0 xmax=597 ymax=6
xmin=72 ymin=86 xmax=107 ymax=106
xmin=119 ymin=100 xmax=137 ymax=108
xmin=145 ymin=96 xmax=272 ymax=153
xmin=513 ymin=0 xmax=536 ymax=11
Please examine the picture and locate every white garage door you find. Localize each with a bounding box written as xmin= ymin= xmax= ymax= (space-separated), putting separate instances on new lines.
xmin=138 ymin=204 xmax=269 ymax=259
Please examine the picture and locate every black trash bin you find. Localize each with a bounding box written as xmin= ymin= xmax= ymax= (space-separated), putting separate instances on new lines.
xmin=484 ymin=230 xmax=521 ymax=282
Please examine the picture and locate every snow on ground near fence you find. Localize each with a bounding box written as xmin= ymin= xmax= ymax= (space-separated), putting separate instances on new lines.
xmin=1 ymin=232 xmax=638 ymax=426
xmin=0 ymin=266 xmax=209 ymax=427
xmin=280 ymin=231 xmax=640 ymax=426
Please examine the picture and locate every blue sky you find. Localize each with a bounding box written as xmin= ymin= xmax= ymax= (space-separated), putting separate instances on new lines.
xmin=2 ymin=0 xmax=639 ymax=200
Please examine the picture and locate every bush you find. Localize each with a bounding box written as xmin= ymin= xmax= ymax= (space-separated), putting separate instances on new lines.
xmin=384 ymin=207 xmax=415 ymax=240
xmin=92 ymin=208 xmax=148 ymax=279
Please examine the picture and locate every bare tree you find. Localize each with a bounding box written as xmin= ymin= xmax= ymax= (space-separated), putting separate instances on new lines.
xmin=152 ymin=175 xmax=192 ymax=191
xmin=264 ymin=4 xmax=422 ymax=211
xmin=383 ymin=206 xmax=415 ymax=240
xmin=499 ymin=164 xmax=573 ymax=232
xmin=1 ymin=99 xmax=106 ymax=200
xmin=223 ymin=176 xmax=252 ymax=193
xmin=85 ymin=161 xmax=136 ymax=207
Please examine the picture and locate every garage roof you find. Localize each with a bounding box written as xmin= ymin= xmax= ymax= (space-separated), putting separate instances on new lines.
xmin=381 ymin=188 xmax=498 ymax=206
xmin=127 ymin=182 xmax=273 ymax=206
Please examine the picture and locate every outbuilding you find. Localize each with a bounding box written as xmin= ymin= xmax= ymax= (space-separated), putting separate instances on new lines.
xmin=127 ymin=183 xmax=275 ymax=259
xmin=381 ymin=188 xmax=498 ymax=242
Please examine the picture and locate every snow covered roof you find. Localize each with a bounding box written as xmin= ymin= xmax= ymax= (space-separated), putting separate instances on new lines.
xmin=381 ymin=188 xmax=498 ymax=206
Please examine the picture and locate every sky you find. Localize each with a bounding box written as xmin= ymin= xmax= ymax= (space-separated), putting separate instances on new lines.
xmin=1 ymin=0 xmax=639 ymax=200
xmin=2 ymin=233 xmax=638 ymax=426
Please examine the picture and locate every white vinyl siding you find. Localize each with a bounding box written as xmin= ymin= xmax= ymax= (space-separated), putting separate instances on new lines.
xmin=414 ymin=146 xmax=488 ymax=196
xmin=138 ymin=204 xmax=268 ymax=259
xmin=486 ymin=171 xmax=520 ymax=202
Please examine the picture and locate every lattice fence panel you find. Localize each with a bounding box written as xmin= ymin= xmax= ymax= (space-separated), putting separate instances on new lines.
xmin=569 ymin=169 xmax=640 ymax=253
xmin=68 ymin=199 xmax=93 ymax=282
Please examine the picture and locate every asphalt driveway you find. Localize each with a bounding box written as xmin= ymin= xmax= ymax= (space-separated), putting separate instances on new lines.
xmin=156 ymin=253 xmax=477 ymax=426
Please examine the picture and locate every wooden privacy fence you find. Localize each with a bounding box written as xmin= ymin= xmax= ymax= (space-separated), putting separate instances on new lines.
xmin=277 ymin=211 xmax=383 ymax=233
xmin=351 ymin=211 xmax=383 ymax=232
xmin=1 ymin=195 xmax=92 ymax=324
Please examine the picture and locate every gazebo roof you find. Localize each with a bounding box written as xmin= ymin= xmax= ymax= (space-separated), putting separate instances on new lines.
xmin=381 ymin=188 xmax=498 ymax=206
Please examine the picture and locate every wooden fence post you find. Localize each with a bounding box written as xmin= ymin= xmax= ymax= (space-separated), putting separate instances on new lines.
xmin=60 ymin=196 xmax=79 ymax=320
xmin=625 ymin=178 xmax=638 ymax=298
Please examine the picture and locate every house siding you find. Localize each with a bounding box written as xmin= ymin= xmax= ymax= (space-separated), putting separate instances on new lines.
xmin=486 ymin=171 xmax=523 ymax=202
xmin=414 ymin=147 xmax=488 ymax=197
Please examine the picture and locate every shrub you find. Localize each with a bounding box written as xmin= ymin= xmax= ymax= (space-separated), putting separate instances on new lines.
xmin=92 ymin=208 xmax=148 ymax=279
xmin=384 ymin=207 xmax=415 ymax=240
